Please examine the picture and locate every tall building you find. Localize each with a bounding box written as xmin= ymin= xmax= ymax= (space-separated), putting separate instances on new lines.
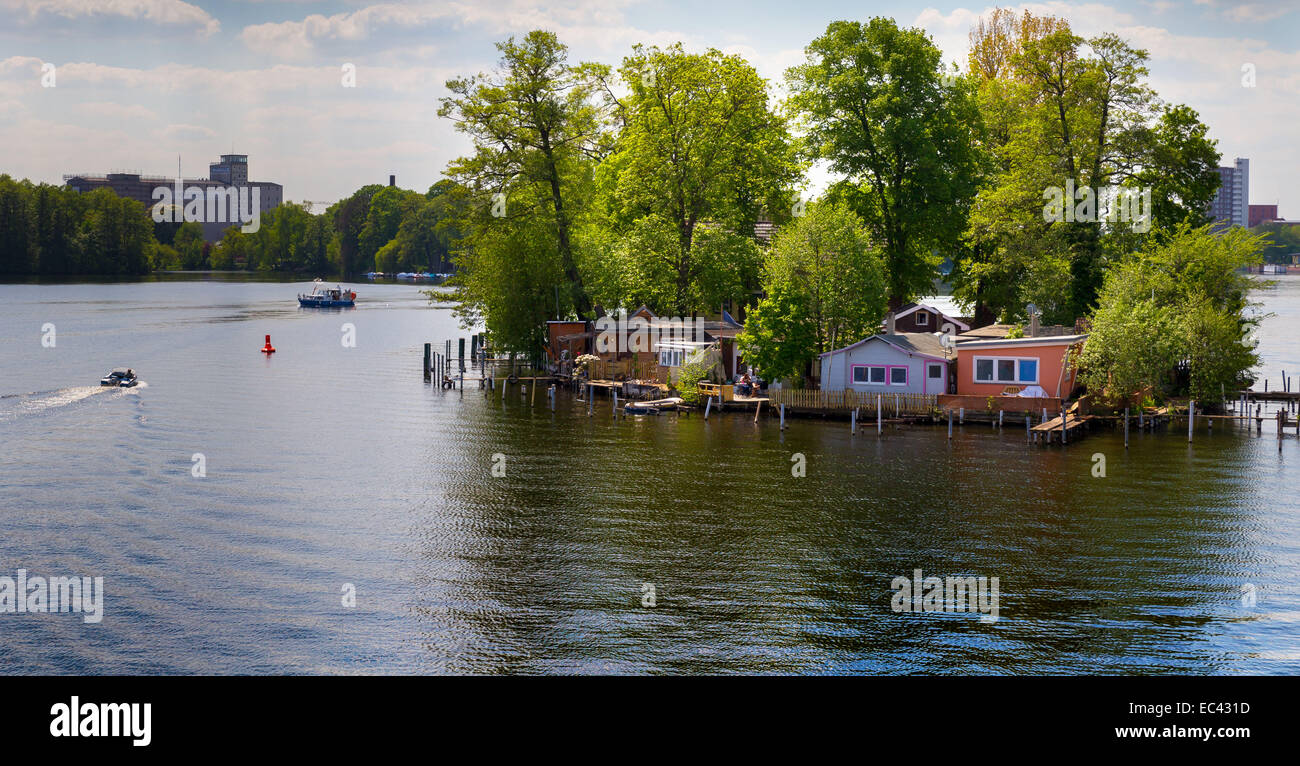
xmin=1208 ymin=157 xmax=1249 ymax=228
xmin=65 ymin=153 xmax=282 ymax=242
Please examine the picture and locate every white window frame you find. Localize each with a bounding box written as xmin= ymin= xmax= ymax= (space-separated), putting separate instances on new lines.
xmin=915 ymin=311 xmax=929 ymax=326
xmin=972 ymin=355 xmax=1040 ymax=385
xmin=658 ymin=348 xmax=685 ymax=368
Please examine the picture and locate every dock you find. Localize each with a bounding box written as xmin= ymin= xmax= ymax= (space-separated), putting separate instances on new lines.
xmin=1031 ymin=413 xmax=1094 ymax=444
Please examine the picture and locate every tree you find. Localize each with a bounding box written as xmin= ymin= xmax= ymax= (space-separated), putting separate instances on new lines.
xmin=1078 ymin=225 xmax=1263 ymax=405
xmin=0 ymin=175 xmax=36 ymax=274
xmin=739 ymin=201 xmax=887 ymax=384
xmin=440 ymin=30 xmax=602 ymax=318
xmin=599 ymin=43 xmax=799 ymax=315
xmin=787 ymin=18 xmax=982 ymax=309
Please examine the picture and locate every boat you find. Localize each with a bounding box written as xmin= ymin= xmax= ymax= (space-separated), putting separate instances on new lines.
xmin=100 ymin=368 xmax=138 ymax=387
xmin=624 ymin=396 xmax=684 ymax=414
xmin=298 ymin=279 xmax=356 ymax=307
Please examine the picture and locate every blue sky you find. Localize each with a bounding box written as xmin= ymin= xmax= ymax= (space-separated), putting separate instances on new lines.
xmin=2 ymin=0 xmax=1297 ymax=213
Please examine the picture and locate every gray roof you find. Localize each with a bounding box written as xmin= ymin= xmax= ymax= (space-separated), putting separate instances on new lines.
xmin=820 ymin=332 xmax=951 ymax=360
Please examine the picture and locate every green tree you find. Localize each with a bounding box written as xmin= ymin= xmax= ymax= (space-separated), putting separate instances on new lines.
xmin=599 ymin=43 xmax=799 ymax=315
xmin=440 ymin=30 xmax=603 ymax=318
xmin=739 ymin=201 xmax=887 ymax=384
xmin=787 ymin=18 xmax=982 ymax=309
xmin=1078 ymin=225 xmax=1262 ymax=405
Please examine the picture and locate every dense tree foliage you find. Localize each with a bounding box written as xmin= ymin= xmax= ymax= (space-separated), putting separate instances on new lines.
xmin=1078 ymin=225 xmax=1262 ymax=405
xmin=787 ymin=18 xmax=982 ymax=310
xmin=739 ymin=202 xmax=887 ymax=385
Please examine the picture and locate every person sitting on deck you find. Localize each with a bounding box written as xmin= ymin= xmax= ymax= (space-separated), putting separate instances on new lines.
xmin=736 ymin=373 xmax=751 ymax=397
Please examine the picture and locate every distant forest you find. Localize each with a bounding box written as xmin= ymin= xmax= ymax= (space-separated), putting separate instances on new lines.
xmin=0 ymin=174 xmax=464 ymax=277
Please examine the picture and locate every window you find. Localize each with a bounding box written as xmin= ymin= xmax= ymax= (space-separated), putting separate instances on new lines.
xmin=851 ymin=365 xmax=886 ymax=384
xmin=889 ymin=366 xmax=908 ymax=386
xmin=972 ymin=356 xmax=1040 ymax=384
xmin=915 ymin=311 xmax=929 ymax=326
xmin=928 ymin=364 xmax=943 ymax=379
xmin=658 ymin=349 xmax=685 ymax=368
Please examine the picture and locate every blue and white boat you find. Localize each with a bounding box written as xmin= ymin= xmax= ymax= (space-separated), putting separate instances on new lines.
xmin=298 ymin=279 xmax=356 ymax=308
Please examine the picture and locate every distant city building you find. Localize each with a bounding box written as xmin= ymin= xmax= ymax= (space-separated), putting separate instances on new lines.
xmin=65 ymin=154 xmax=282 ymax=242
xmin=1250 ymin=204 xmax=1278 ymax=228
xmin=1208 ymin=157 xmax=1249 ymax=229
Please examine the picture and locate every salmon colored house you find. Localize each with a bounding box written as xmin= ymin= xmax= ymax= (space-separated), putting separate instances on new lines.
xmin=953 ymin=334 xmax=1087 ymax=399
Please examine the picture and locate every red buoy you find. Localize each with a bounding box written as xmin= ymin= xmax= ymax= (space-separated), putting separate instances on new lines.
xmin=261 ymin=334 xmax=276 ymax=354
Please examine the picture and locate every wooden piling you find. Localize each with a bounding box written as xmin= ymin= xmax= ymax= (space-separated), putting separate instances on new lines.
xmin=948 ymin=409 xmax=953 ymax=440
xmin=779 ymin=403 xmax=786 ymax=430
xmin=1188 ymin=400 xmax=1195 ymax=442
xmin=1025 ymin=415 xmax=1031 ymax=440
xmin=959 ymin=407 xmax=964 ymax=425
xmin=424 ymin=343 xmax=431 ymax=382
xmin=850 ymin=407 xmax=856 ymax=435
xmin=1060 ymin=408 xmax=1067 ymax=445
xmin=1124 ymin=407 xmax=1129 ymax=449
xmin=753 ymin=400 xmax=762 ymax=423
xmin=704 ymin=397 xmax=712 ymax=420
xmin=877 ymin=394 xmax=882 ymax=434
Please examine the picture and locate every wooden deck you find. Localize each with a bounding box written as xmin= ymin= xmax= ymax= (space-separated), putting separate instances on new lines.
xmin=1031 ymin=413 xmax=1094 ymax=443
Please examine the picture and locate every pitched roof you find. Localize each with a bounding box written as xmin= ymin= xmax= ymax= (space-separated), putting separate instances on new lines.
xmin=819 ymin=332 xmax=951 ymax=361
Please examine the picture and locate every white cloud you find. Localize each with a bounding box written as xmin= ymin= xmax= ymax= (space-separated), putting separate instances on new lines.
xmin=0 ymin=0 xmax=220 ymax=36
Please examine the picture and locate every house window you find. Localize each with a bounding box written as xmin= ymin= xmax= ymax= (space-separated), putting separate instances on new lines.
xmin=928 ymin=364 xmax=944 ymax=379
xmin=851 ymin=365 xmax=886 ymax=385
xmin=658 ymin=349 xmax=685 ymax=368
xmin=889 ymin=366 xmax=908 ymax=386
xmin=973 ymin=356 xmax=1040 ymax=384
xmin=915 ymin=311 xmax=929 ymax=326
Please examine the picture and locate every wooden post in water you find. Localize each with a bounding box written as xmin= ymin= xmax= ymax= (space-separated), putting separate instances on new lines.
xmin=1188 ymin=400 xmax=1195 ymax=442
xmin=948 ymin=409 xmax=953 ymax=440
xmin=1139 ymin=406 xmax=1143 ymax=429
xmin=589 ymin=384 xmax=594 ymax=416
xmin=959 ymin=407 xmax=964 ymax=425
xmin=753 ymin=400 xmax=762 ymax=423
xmin=1025 ymin=415 xmax=1031 ymax=441
xmin=549 ymin=385 xmax=555 ymax=411
xmin=1060 ymin=408 xmax=1067 ymax=445
xmin=704 ymin=396 xmax=712 ymax=420
xmin=1042 ymin=407 xmax=1048 ymax=424
xmin=877 ymin=395 xmax=882 ymax=434
xmin=424 ymin=343 xmax=431 ymax=382
xmin=850 ymin=407 xmax=857 ymax=435
xmin=612 ymin=387 xmax=618 ymax=414
xmin=998 ymin=410 xmax=1004 ymax=428
xmin=779 ymin=402 xmax=786 ymax=430
xmin=1124 ymin=407 xmax=1129 ymax=449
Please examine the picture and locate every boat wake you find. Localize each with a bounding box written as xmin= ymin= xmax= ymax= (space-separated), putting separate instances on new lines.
xmin=0 ymin=384 xmax=139 ymax=422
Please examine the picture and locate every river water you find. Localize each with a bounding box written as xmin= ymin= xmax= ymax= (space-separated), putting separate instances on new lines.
xmin=1 ymin=275 xmax=1298 ymax=674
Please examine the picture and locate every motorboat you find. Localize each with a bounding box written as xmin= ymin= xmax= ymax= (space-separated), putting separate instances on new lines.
xmin=100 ymin=368 xmax=138 ymax=387
xmin=298 ymin=279 xmax=356 ymax=307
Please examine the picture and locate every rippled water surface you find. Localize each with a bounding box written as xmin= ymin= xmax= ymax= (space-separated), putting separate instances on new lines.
xmin=2 ymin=276 xmax=1299 ymax=674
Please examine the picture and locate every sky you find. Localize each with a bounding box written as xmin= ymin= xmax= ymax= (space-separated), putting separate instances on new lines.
xmin=1 ymin=0 xmax=1298 ymax=213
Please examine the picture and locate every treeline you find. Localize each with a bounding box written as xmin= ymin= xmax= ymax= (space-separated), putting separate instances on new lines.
xmin=0 ymin=177 xmax=152 ymax=275
xmin=0 ymin=174 xmax=465 ymax=276
xmin=214 ymin=179 xmax=464 ymax=274
xmin=440 ymin=10 xmax=1264 ymax=403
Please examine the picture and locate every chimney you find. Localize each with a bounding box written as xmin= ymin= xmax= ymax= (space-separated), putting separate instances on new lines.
xmin=1029 ymin=308 xmax=1040 ymax=338
xmin=885 ymin=312 xmax=896 ymax=335
xmin=388 ymin=175 xmax=395 ymax=187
